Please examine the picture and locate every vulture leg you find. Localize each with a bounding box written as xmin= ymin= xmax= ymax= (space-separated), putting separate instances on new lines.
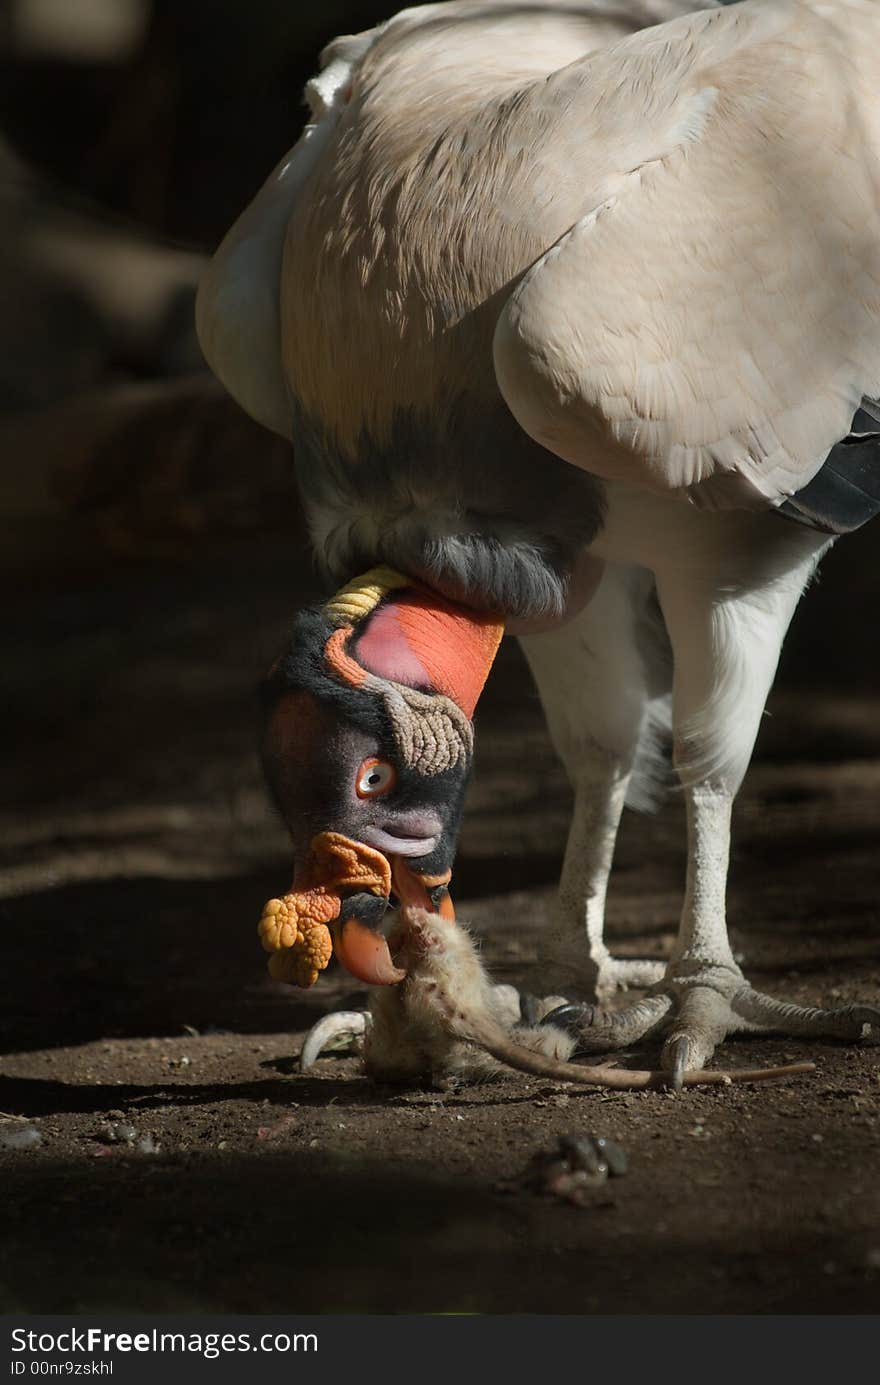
xmin=520 ymin=562 xmax=668 ymax=1001
xmin=568 ymin=517 xmax=879 ymax=1076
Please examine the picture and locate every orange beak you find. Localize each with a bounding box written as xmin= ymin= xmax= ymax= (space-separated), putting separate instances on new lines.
xmin=390 ymin=857 xmax=455 ymax=920
xmin=329 ymin=857 xmax=454 ymax=985
xmin=266 ymin=832 xmax=458 ymax=989
xmin=331 ymin=915 xmax=406 ymax=986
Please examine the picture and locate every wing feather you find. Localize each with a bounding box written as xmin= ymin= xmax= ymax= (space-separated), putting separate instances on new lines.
xmin=195 ymin=34 xmax=381 ymax=438
xmin=494 ymin=0 xmax=880 ymax=511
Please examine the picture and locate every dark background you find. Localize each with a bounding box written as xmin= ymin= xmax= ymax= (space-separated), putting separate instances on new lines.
xmin=1 ymin=0 xmax=879 ymax=1316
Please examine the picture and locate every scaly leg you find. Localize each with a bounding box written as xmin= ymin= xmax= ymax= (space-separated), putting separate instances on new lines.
xmin=559 ymin=519 xmax=878 ymax=1080
xmin=549 ymin=748 xmax=664 ymax=999
xmin=521 ymin=562 xmax=668 ymax=1000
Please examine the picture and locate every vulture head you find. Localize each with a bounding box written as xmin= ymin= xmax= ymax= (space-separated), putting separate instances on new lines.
xmin=260 ymin=566 xmax=503 ymax=988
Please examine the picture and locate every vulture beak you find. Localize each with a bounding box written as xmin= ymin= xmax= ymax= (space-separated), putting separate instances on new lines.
xmin=331 ymin=912 xmax=406 ymax=986
xmin=331 ymin=884 xmax=404 ymax=987
xmin=330 ymin=854 xmax=455 ymax=986
xmin=390 ymin=857 xmax=455 ymax=920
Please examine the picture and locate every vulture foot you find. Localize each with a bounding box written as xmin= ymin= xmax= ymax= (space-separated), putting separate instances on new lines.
xmin=544 ymin=973 xmax=879 ymax=1088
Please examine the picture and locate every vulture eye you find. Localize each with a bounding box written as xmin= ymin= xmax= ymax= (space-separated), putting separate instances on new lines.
xmin=356 ymin=758 xmax=396 ymax=799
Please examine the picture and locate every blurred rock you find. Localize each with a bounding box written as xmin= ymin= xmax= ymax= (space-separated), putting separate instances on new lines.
xmin=0 ymin=1123 xmax=43 ymax=1150
xmin=4 ymin=0 xmax=151 ymax=63
xmin=0 ymin=135 xmax=204 ymax=411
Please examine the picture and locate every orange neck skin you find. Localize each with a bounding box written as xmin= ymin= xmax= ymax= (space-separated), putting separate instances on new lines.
xmin=353 ymin=586 xmax=504 ymax=718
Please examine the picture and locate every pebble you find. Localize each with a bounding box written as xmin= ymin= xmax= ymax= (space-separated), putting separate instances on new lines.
xmin=98 ymin=1122 xmax=138 ymax=1145
xmin=0 ymin=1125 xmax=42 ymax=1151
xmin=522 ymin=1132 xmax=629 ymax=1205
xmin=594 ymin=1136 xmax=628 ymax=1176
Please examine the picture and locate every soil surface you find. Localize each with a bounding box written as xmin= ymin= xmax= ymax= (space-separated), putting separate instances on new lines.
xmin=3 ymin=515 xmax=880 ymax=1315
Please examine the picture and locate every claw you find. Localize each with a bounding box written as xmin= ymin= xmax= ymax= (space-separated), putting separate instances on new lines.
xmin=300 ymin=1010 xmax=370 ymax=1071
xmin=540 ymin=1002 xmax=595 ymax=1034
xmin=665 ymin=1035 xmax=691 ymax=1092
xmin=553 ymin=993 xmax=674 ymax=1052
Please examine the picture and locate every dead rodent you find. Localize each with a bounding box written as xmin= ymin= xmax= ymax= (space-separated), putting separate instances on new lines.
xmin=365 ymin=907 xmax=572 ymax=1083
xmin=365 ymin=909 xmax=813 ymax=1090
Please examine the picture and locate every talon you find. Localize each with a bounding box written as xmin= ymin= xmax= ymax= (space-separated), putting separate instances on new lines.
xmin=300 ymin=1010 xmax=370 ymax=1071
xmin=540 ymin=1002 xmax=594 ymax=1034
xmin=666 ymin=1035 xmax=691 ymax=1092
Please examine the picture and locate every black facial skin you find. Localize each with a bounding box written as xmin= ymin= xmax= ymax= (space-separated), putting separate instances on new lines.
xmin=260 ymin=607 xmax=472 ymax=898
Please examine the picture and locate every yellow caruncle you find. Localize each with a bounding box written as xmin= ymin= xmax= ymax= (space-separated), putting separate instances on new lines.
xmin=258 ymin=831 xmax=392 ymax=988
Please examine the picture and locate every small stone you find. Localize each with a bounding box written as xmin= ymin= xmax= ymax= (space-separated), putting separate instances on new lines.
xmin=531 ymin=1157 xmax=571 ymax=1189
xmin=558 ymin=1134 xmax=604 ymax=1177
xmin=137 ymin=1134 xmax=160 ymax=1154
xmin=97 ymin=1121 xmax=137 ymax=1144
xmin=0 ymin=1125 xmax=42 ymax=1151
xmin=595 ymin=1137 xmax=628 ymax=1176
xmin=811 ymin=1133 xmax=824 ymax=1143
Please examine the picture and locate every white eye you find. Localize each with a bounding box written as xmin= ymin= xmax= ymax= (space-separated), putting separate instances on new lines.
xmin=356 ymin=759 xmax=396 ymax=798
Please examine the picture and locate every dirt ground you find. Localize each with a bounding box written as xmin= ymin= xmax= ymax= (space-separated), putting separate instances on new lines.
xmin=2 ymin=513 xmax=880 ymax=1316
